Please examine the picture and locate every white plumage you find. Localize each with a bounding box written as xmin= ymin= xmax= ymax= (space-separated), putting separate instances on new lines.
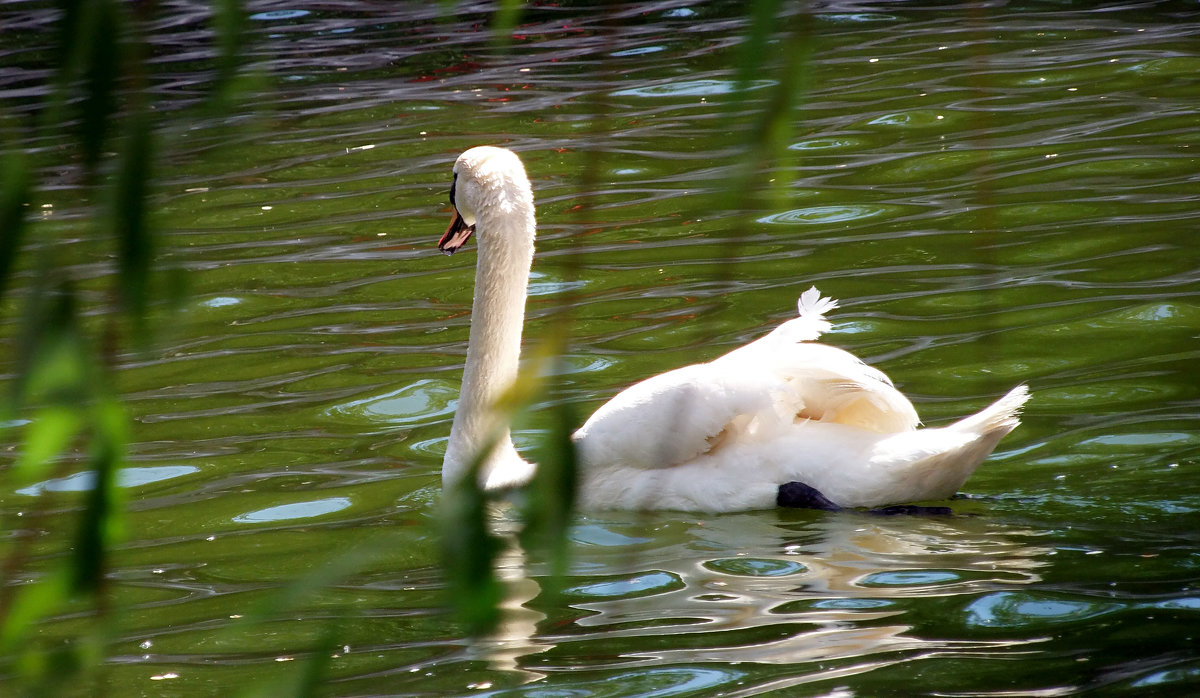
xmin=438 ymin=146 xmax=1029 ymax=513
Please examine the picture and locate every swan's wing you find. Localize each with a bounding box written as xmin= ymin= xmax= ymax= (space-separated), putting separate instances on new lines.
xmin=573 ymin=363 xmax=785 ymax=471
xmin=574 ymin=286 xmax=919 ymax=472
xmin=715 ymin=287 xmax=919 ymax=434
xmin=731 ymin=342 xmax=921 ymax=434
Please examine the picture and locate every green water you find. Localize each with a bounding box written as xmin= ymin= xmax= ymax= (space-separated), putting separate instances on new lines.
xmin=3 ymin=2 xmax=1200 ymax=695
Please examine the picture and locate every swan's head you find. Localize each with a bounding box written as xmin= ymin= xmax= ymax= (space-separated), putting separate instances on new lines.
xmin=438 ymin=146 xmax=535 ymax=256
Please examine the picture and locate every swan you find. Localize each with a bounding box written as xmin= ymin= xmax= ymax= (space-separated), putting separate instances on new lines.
xmin=437 ymin=145 xmax=1029 ymax=513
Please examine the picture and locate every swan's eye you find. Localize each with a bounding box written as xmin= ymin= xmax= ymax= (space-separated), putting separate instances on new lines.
xmin=449 ymin=172 xmax=458 ymax=208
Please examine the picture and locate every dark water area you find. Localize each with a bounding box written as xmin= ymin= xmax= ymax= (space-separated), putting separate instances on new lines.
xmin=2 ymin=1 xmax=1199 ymax=695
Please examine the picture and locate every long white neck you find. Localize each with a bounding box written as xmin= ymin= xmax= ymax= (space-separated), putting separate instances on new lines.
xmin=442 ymin=200 xmax=536 ymax=489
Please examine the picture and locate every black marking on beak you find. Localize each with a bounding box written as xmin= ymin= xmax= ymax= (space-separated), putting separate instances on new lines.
xmin=438 ymin=209 xmax=475 ymax=255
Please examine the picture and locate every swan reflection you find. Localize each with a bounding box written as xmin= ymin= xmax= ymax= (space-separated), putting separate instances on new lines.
xmin=474 ymin=511 xmax=1050 ymax=684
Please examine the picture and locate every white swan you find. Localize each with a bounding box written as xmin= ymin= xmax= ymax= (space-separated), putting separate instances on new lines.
xmin=437 ymin=145 xmax=1029 ymax=513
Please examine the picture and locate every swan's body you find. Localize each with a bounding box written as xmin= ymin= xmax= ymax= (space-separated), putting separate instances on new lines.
xmin=438 ymin=146 xmax=1029 ymax=513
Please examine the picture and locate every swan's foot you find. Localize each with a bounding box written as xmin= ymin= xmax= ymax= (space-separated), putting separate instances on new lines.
xmin=776 ymin=481 xmax=952 ymax=516
xmin=870 ymin=503 xmax=953 ymax=516
xmin=776 ymin=482 xmax=841 ymax=511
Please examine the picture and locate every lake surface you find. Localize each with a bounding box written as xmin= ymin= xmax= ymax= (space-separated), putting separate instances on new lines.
xmin=3 ymin=1 xmax=1200 ymax=695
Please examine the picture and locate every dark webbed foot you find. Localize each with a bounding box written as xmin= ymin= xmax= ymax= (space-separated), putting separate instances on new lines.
xmin=776 ymin=482 xmax=953 ymax=516
xmin=869 ymin=503 xmax=953 ymax=516
xmin=777 ymin=482 xmax=842 ymax=511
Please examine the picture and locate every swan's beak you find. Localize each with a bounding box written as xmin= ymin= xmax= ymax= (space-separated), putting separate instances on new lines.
xmin=438 ymin=210 xmax=475 ymax=256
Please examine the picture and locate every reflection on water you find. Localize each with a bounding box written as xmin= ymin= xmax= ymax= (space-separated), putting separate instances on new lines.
xmin=965 ymin=591 xmax=1120 ymax=629
xmin=2 ymin=1 xmax=1199 ymax=695
xmin=611 ymin=78 xmax=775 ymax=98
xmin=326 ymin=379 xmax=458 ymax=426
xmin=16 ymin=465 xmax=199 ymax=496
xmin=465 ymin=512 xmax=1050 ymax=693
xmin=232 ymin=496 xmax=353 ymax=524
xmin=757 ymin=204 xmax=900 ymax=225
xmin=248 ymin=10 xmax=311 ymax=22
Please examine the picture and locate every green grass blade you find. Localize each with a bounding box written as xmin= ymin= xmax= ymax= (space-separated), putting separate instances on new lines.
xmin=520 ymin=393 xmax=578 ymax=580
xmin=76 ymin=0 xmax=124 ymax=179
xmin=12 ymin=406 xmax=83 ymax=486
xmin=0 ymin=149 xmax=31 ymax=304
xmin=490 ymin=0 xmax=525 ymax=45
xmin=71 ymin=398 xmax=127 ymax=595
xmin=440 ymin=445 xmax=504 ymax=636
xmin=111 ymin=109 xmax=155 ymax=334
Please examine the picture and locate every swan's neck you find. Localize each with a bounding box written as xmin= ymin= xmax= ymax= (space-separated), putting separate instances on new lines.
xmin=443 ymin=203 xmax=536 ymax=489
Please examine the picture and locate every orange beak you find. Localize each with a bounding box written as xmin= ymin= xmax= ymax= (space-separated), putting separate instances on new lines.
xmin=438 ymin=210 xmax=475 ymax=256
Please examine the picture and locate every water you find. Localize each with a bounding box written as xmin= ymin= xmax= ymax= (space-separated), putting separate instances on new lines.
xmin=3 ymin=2 xmax=1200 ymax=695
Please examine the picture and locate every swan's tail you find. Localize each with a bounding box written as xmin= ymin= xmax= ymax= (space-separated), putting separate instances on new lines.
xmin=868 ymin=385 xmax=1030 ymax=505
xmin=948 ymin=384 xmax=1030 ymax=437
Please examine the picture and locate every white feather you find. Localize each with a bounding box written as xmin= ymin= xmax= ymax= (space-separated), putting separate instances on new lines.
xmin=798 ymin=285 xmax=838 ymax=318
